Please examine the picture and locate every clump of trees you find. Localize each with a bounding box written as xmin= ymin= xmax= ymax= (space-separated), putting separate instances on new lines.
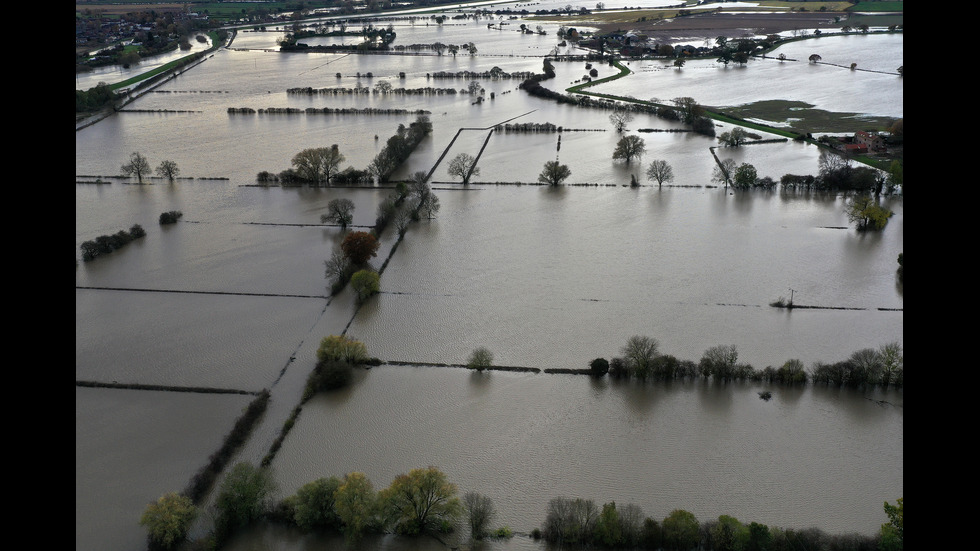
xmin=291 ymin=144 xmax=345 ymax=185
xmin=598 ymin=336 xmax=901 ymax=387
xmin=80 ymin=224 xmax=146 ymax=261
xmin=305 ymin=334 xmax=370 ymax=398
xmin=159 ymin=211 xmax=183 ymax=224
xmin=76 ymin=83 xmax=118 ymax=113
xmin=276 ymin=467 xmax=462 ymax=540
xmin=369 ymin=115 xmax=433 ymax=182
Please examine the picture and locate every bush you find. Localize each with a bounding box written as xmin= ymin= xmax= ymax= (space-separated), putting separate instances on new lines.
xmin=350 ymin=269 xmax=380 ymax=302
xmin=467 ymin=347 xmax=493 ymax=370
xmin=589 ymin=358 xmax=609 ymax=377
xmin=291 ymin=477 xmax=343 ymax=530
xmin=159 ymin=211 xmax=183 ymax=224
xmin=304 ymin=360 xmax=354 ymax=399
xmin=316 ymin=335 xmax=368 ymax=365
xmin=140 ymin=493 xmax=197 ymax=550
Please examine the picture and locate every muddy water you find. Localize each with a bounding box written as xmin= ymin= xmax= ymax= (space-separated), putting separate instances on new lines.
xmin=76 ymin=23 xmax=901 ymax=551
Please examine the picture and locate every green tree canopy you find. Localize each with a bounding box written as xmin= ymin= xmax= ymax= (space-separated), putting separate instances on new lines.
xmin=350 ymin=269 xmax=380 ymax=302
xmin=214 ymin=463 xmax=276 ymax=540
xmin=139 ymin=492 xmax=197 ymax=550
xmin=316 ymin=335 xmax=368 ymax=364
xmin=292 ymin=477 xmax=343 ymax=530
xmin=335 ymin=472 xmax=378 ymax=538
xmin=379 ymin=466 xmax=462 ymax=535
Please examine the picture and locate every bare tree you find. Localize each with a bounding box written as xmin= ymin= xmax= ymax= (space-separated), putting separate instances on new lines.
xmin=646 ymin=159 xmax=674 ymax=187
xmin=321 ymin=198 xmax=355 ymax=229
xmin=155 ymin=160 xmax=180 ymax=181
xmin=609 ymin=109 xmax=634 ymax=132
xmin=463 ymin=492 xmax=496 ymax=539
xmin=121 ymin=152 xmax=151 ymax=183
xmin=447 ymin=153 xmax=480 ymax=184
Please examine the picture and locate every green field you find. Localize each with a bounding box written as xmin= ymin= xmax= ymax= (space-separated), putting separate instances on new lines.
xmin=850 ymin=1 xmax=904 ymax=12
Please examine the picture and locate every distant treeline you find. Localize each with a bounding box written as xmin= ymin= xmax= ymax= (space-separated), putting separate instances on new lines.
xmin=79 ymin=224 xmax=146 ymax=261
xmin=592 ymin=337 xmax=903 ymax=388
xmin=429 ymin=69 xmax=536 ymax=80
xmin=228 ymin=107 xmax=430 ymax=115
xmin=494 ymin=122 xmax=604 ymax=133
xmin=76 ymin=83 xmax=119 ymax=113
xmin=536 ymin=495 xmax=892 ymax=551
xmin=287 ymin=86 xmax=465 ymax=96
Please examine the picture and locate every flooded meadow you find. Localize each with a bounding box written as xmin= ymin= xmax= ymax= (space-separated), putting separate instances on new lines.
xmin=76 ymin=13 xmax=902 ymax=551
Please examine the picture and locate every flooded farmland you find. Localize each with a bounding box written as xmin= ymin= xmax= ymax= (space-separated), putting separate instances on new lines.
xmin=76 ymin=11 xmax=902 ymax=551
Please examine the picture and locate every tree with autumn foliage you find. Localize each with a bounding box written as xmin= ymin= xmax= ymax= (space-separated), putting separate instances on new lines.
xmin=378 ymin=466 xmax=462 ymax=535
xmin=341 ymin=231 xmax=380 ymax=265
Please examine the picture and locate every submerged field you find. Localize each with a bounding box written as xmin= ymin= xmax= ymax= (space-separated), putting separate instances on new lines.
xmin=76 ymin=13 xmax=902 ymax=550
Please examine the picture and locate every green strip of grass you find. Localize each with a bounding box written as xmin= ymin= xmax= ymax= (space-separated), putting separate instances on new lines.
xmin=109 ymin=31 xmax=221 ymax=91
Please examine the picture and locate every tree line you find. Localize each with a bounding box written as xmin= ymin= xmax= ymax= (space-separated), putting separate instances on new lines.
xmin=140 ymin=461 xmax=902 ymax=551
xmin=589 ymin=336 xmax=903 ymax=388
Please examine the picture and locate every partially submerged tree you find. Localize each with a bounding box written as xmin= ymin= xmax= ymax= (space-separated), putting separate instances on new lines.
xmin=379 ymin=466 xmax=462 ymax=535
xmin=140 ymin=492 xmax=197 ymax=550
xmin=291 ymin=477 xmax=343 ymax=531
xmin=467 ymin=347 xmax=493 ymax=370
xmin=322 ymin=198 xmax=355 ymax=229
xmin=291 ymin=145 xmax=345 ymax=184
xmin=214 ymin=462 xmax=276 ymax=542
xmin=447 ymin=153 xmax=480 ymax=184
xmin=732 ymin=162 xmax=758 ymax=189
xmin=350 ymin=269 xmax=380 ymax=302
xmin=718 ymin=127 xmax=749 ymax=147
xmin=712 ymin=158 xmax=737 ymax=187
xmin=341 ymin=231 xmax=380 ymax=265
xmin=612 ymin=135 xmax=646 ymax=164
xmin=155 ymin=160 xmax=180 ymax=181
xmin=463 ymin=492 xmax=496 ymax=539
xmin=845 ymin=195 xmax=894 ymax=231
xmin=621 ymin=335 xmax=659 ymax=379
xmin=317 ymin=335 xmax=368 ymax=364
xmin=334 ymin=472 xmax=379 ymax=538
xmin=538 ymin=160 xmax=572 ymax=186
xmin=609 ymin=109 xmax=634 ymax=132
xmin=121 ymin=151 xmax=151 ymax=183
xmin=646 ymin=159 xmax=674 ymax=187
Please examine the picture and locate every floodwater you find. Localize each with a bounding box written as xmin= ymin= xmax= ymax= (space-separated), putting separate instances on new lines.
xmin=76 ymin=15 xmax=902 ymax=551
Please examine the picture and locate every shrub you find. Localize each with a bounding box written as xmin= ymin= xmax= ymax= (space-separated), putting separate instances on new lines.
xmin=214 ymin=463 xmax=276 ymax=543
xmin=589 ymin=357 xmax=609 ymax=377
xmin=316 ymin=335 xmax=368 ymax=365
xmin=159 ymin=211 xmax=183 ymax=224
xmin=350 ymin=269 xmax=380 ymax=302
xmin=291 ymin=477 xmax=343 ymax=530
xmin=304 ymin=360 xmax=354 ymax=399
xmin=467 ymin=347 xmax=493 ymax=370
xmin=140 ymin=493 xmax=197 ymax=550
